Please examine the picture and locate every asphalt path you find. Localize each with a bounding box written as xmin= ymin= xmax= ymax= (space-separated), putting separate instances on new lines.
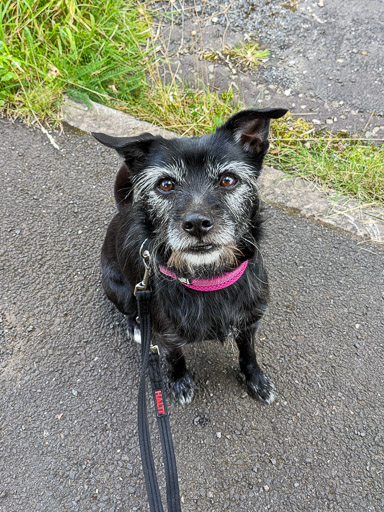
xmin=1 ymin=119 xmax=383 ymax=511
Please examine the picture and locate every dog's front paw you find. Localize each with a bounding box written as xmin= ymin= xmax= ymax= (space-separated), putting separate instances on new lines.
xmin=242 ymin=371 xmax=276 ymax=404
xmin=169 ymin=373 xmax=195 ymax=405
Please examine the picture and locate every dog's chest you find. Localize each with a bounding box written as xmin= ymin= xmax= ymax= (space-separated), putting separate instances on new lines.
xmin=153 ymin=284 xmax=256 ymax=344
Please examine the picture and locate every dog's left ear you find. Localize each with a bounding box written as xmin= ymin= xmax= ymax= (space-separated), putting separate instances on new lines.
xmin=218 ymin=108 xmax=288 ymax=158
xmin=92 ymin=132 xmax=159 ymax=172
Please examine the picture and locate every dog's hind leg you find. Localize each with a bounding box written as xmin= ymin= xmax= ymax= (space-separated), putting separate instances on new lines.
xmin=101 ymin=257 xmax=140 ymax=342
xmin=101 ymin=251 xmax=139 ymax=342
xmin=235 ymin=323 xmax=276 ymax=404
xmin=101 ymin=255 xmax=134 ymax=313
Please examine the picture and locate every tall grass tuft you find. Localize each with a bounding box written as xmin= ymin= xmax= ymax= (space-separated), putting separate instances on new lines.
xmin=0 ymin=0 xmax=150 ymax=123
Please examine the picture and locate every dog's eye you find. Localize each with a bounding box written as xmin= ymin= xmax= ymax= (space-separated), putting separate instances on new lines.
xmin=158 ymin=179 xmax=175 ymax=193
xmin=220 ymin=175 xmax=238 ymax=188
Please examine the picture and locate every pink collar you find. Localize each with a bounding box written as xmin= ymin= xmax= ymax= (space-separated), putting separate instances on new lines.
xmin=158 ymin=260 xmax=249 ymax=292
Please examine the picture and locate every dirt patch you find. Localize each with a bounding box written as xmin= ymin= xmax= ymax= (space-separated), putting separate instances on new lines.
xmin=151 ymin=0 xmax=384 ymax=138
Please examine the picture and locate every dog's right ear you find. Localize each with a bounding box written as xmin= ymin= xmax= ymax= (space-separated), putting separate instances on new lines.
xmin=92 ymin=132 xmax=159 ymax=207
xmin=92 ymin=132 xmax=158 ymax=172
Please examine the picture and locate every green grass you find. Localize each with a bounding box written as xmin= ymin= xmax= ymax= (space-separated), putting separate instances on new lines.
xmin=269 ymin=136 xmax=384 ymax=204
xmin=1 ymin=0 xmax=383 ymax=206
xmin=129 ymin=84 xmax=239 ymax=136
xmin=268 ymin=117 xmax=384 ymax=204
xmin=0 ymin=0 xmax=150 ymax=124
xmin=0 ymin=0 xmax=239 ymax=132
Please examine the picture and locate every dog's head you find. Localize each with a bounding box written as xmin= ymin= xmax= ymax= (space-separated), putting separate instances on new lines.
xmin=94 ymin=108 xmax=287 ymax=277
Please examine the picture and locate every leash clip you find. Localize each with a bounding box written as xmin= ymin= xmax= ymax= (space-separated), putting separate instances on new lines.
xmin=134 ymin=240 xmax=152 ymax=296
xmin=150 ymin=344 xmax=160 ymax=355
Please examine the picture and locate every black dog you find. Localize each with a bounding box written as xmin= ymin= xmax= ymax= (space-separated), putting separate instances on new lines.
xmin=93 ymin=107 xmax=287 ymax=405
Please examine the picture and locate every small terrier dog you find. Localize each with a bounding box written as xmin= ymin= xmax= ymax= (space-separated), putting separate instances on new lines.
xmin=93 ymin=108 xmax=287 ymax=405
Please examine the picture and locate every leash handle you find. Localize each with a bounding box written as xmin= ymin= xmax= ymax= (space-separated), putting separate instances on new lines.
xmin=137 ymin=290 xmax=182 ymax=512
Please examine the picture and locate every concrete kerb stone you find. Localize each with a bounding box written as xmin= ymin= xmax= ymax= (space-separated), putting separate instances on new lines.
xmin=63 ymin=97 xmax=175 ymax=139
xmin=62 ymin=97 xmax=384 ymax=244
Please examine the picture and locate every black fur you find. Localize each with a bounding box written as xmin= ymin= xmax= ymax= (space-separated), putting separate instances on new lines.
xmin=94 ymin=108 xmax=287 ymax=405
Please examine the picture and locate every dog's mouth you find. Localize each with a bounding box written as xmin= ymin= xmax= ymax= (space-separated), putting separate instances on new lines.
xmin=187 ymin=244 xmax=215 ymax=253
xmin=166 ymin=243 xmax=243 ymax=277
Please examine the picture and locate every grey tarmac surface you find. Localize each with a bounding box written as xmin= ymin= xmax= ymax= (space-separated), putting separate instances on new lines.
xmin=1 ymin=118 xmax=384 ymax=512
xmin=154 ymin=0 xmax=384 ymax=136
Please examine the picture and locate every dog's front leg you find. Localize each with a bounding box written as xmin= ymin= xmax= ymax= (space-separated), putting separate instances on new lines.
xmin=164 ymin=346 xmax=195 ymax=405
xmin=236 ymin=324 xmax=276 ymax=404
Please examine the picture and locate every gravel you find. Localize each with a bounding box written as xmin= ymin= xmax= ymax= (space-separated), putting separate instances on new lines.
xmin=155 ymin=0 xmax=384 ymax=135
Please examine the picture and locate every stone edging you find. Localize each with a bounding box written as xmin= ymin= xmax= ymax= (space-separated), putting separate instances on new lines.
xmin=62 ymin=97 xmax=384 ymax=244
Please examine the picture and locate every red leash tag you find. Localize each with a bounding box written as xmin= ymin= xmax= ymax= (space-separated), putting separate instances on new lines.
xmin=154 ymin=390 xmax=166 ymax=416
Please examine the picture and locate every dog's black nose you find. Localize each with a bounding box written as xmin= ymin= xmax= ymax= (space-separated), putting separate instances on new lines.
xmin=182 ymin=213 xmax=213 ymax=238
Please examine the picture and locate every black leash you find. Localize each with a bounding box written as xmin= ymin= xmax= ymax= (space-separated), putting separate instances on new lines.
xmin=135 ymin=244 xmax=182 ymax=512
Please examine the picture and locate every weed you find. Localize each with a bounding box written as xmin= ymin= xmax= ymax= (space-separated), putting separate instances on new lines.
xmin=281 ymin=0 xmax=300 ymax=12
xmin=203 ymin=42 xmax=270 ymax=72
